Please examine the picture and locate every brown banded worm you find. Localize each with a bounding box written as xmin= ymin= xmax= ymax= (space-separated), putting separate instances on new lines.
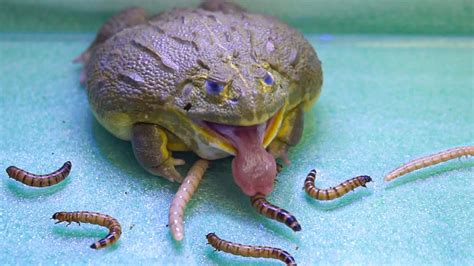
xmin=385 ymin=145 xmax=474 ymax=182
xmin=250 ymin=194 xmax=301 ymax=232
xmin=304 ymin=170 xmax=372 ymax=201
xmin=169 ymin=159 xmax=210 ymax=241
xmin=206 ymin=232 xmax=297 ymax=266
xmin=6 ymin=161 xmax=72 ymax=187
xmin=52 ymin=211 xmax=122 ymax=249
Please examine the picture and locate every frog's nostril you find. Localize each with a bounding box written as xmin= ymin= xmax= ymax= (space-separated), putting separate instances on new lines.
xmin=229 ymin=97 xmax=239 ymax=104
xmin=183 ymin=103 xmax=192 ymax=111
xmin=182 ymin=83 xmax=194 ymax=97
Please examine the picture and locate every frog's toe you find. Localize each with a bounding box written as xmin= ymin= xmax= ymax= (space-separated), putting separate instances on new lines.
xmin=148 ymin=166 xmax=183 ymax=183
xmin=148 ymin=158 xmax=185 ymax=183
xmin=73 ymin=53 xmax=85 ymax=64
xmin=73 ymin=51 xmax=91 ymax=85
xmin=280 ymin=151 xmax=291 ymax=165
xmin=73 ymin=49 xmax=91 ymax=65
xmin=79 ymin=70 xmax=87 ymax=85
xmin=268 ymin=140 xmax=291 ymax=165
xmin=166 ymin=158 xmax=186 ymax=183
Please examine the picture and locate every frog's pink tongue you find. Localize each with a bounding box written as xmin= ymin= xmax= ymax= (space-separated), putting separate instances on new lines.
xmin=207 ymin=123 xmax=276 ymax=196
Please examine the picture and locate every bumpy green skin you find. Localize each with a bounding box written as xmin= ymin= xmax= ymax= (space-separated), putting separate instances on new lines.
xmin=85 ymin=2 xmax=322 ymax=161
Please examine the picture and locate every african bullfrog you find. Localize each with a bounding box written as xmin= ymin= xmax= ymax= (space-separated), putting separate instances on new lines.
xmin=77 ymin=0 xmax=323 ymax=196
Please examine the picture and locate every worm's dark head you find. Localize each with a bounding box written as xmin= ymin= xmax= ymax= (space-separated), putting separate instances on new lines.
xmin=358 ymin=175 xmax=372 ymax=187
xmin=206 ymin=232 xmax=216 ymax=239
xmin=51 ymin=212 xmax=64 ymax=220
xmin=5 ymin=166 xmax=15 ymax=176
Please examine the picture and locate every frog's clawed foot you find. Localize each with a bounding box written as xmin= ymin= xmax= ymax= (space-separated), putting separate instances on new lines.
xmin=79 ymin=70 xmax=87 ymax=85
xmin=73 ymin=51 xmax=91 ymax=85
xmin=276 ymin=163 xmax=283 ymax=173
xmin=148 ymin=157 xmax=185 ymax=183
xmin=267 ymin=140 xmax=291 ymax=165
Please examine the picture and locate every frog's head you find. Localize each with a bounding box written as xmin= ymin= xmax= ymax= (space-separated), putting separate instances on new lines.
xmin=175 ymin=55 xmax=290 ymax=196
xmin=180 ymin=57 xmax=288 ymax=126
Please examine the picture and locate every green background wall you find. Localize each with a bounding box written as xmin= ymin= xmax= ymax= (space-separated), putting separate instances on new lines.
xmin=1 ymin=0 xmax=473 ymax=34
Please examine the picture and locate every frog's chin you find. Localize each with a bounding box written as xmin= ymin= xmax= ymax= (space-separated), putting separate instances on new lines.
xmin=196 ymin=108 xmax=285 ymax=196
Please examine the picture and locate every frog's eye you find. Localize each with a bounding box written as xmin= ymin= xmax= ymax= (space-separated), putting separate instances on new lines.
xmin=205 ymin=80 xmax=225 ymax=95
xmin=263 ymin=72 xmax=274 ymax=85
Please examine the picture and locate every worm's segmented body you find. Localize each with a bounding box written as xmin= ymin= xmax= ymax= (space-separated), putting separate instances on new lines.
xmin=169 ymin=159 xmax=209 ymax=241
xmin=52 ymin=211 xmax=122 ymax=249
xmin=6 ymin=161 xmax=71 ymax=187
xmin=250 ymin=194 xmax=301 ymax=232
xmin=304 ymin=170 xmax=372 ymax=201
xmin=385 ymin=146 xmax=474 ymax=181
xmin=206 ymin=233 xmax=297 ymax=266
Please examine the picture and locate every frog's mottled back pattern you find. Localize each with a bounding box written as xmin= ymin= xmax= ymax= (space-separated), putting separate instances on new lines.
xmin=82 ymin=0 xmax=323 ymax=196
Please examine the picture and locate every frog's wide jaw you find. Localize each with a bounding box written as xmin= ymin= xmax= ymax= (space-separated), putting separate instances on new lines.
xmin=197 ymin=107 xmax=285 ymax=153
xmin=197 ymin=107 xmax=285 ymax=196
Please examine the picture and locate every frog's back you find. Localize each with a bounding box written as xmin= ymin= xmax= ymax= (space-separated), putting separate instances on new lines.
xmin=86 ymin=4 xmax=322 ymax=140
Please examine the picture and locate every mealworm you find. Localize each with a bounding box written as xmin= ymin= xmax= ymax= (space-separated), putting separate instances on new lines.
xmin=6 ymin=161 xmax=72 ymax=187
xmin=169 ymin=159 xmax=209 ymax=241
xmin=384 ymin=145 xmax=474 ymax=181
xmin=206 ymin=233 xmax=297 ymax=266
xmin=52 ymin=211 xmax=122 ymax=249
xmin=304 ymin=170 xmax=372 ymax=201
xmin=250 ymin=194 xmax=301 ymax=232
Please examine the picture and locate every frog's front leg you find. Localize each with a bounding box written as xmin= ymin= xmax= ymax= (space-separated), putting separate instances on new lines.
xmin=267 ymin=104 xmax=304 ymax=165
xmin=131 ymin=123 xmax=185 ymax=182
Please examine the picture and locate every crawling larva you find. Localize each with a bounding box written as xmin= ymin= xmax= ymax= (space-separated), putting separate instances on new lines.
xmin=206 ymin=233 xmax=297 ymax=266
xmin=169 ymin=159 xmax=209 ymax=241
xmin=6 ymin=161 xmax=72 ymax=187
xmin=384 ymin=145 xmax=474 ymax=181
xmin=250 ymin=194 xmax=301 ymax=232
xmin=304 ymin=170 xmax=372 ymax=201
xmin=52 ymin=211 xmax=122 ymax=249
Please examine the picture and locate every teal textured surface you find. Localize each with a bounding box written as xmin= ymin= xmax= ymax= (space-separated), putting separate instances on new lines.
xmin=0 ymin=34 xmax=473 ymax=264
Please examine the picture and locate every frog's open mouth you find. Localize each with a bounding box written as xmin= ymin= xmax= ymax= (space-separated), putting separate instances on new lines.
xmin=197 ymin=108 xmax=285 ymax=196
xmin=198 ymin=107 xmax=285 ymax=154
